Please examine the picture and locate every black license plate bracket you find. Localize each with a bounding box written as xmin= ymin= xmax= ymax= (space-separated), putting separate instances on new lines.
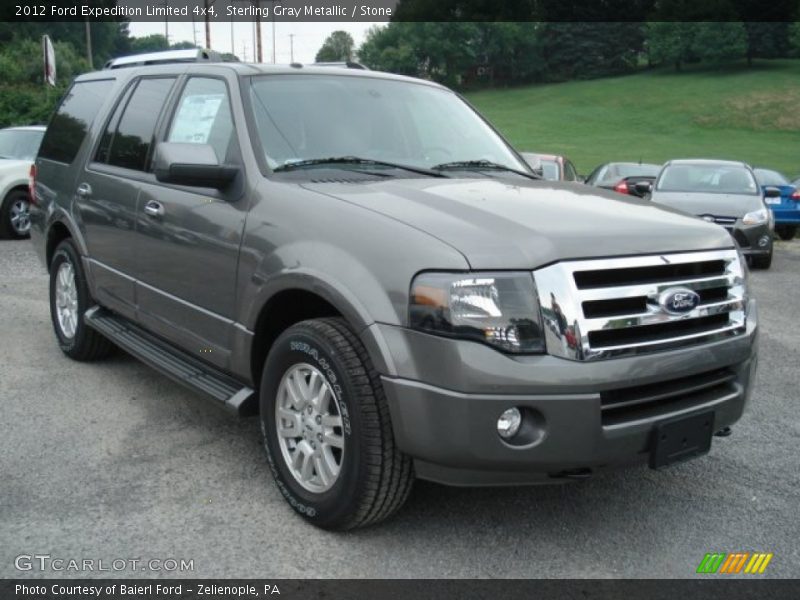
xmin=649 ymin=411 xmax=715 ymax=469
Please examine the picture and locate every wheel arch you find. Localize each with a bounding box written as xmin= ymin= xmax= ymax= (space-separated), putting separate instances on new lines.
xmin=248 ymin=280 xmax=371 ymax=389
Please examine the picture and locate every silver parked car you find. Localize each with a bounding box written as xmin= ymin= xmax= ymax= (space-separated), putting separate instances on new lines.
xmin=649 ymin=159 xmax=775 ymax=269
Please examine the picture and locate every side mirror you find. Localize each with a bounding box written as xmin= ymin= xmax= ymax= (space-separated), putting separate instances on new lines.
xmin=153 ymin=142 xmax=238 ymax=189
xmin=634 ymin=180 xmax=653 ymax=195
xmin=763 ymin=186 xmax=781 ymax=199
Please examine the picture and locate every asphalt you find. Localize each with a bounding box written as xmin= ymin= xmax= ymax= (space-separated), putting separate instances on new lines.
xmin=1 ymin=239 xmax=798 ymax=579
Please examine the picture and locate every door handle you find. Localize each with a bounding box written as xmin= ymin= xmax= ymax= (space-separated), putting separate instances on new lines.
xmin=76 ymin=183 xmax=92 ymax=198
xmin=143 ymin=200 xmax=165 ymax=218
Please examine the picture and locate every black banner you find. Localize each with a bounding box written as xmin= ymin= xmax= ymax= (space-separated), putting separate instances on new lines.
xmin=1 ymin=0 xmax=799 ymax=22
xmin=2 ymin=580 xmax=799 ymax=600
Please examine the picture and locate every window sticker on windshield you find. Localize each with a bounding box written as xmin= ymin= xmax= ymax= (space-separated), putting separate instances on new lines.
xmin=169 ymin=94 xmax=224 ymax=144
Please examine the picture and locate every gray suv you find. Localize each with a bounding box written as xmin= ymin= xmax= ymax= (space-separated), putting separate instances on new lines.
xmin=31 ymin=53 xmax=758 ymax=530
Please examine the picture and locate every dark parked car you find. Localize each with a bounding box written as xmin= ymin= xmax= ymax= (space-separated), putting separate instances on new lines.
xmin=585 ymin=162 xmax=661 ymax=198
xmin=0 ymin=125 xmax=45 ymax=239
xmin=753 ymin=168 xmax=799 ymax=241
xmin=649 ymin=159 xmax=775 ymax=269
xmin=520 ymin=152 xmax=580 ymax=182
xmin=31 ymin=52 xmax=757 ymax=529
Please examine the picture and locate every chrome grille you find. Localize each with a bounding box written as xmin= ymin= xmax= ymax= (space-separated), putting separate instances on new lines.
xmin=534 ymin=250 xmax=747 ymax=361
xmin=700 ymin=215 xmax=737 ymax=226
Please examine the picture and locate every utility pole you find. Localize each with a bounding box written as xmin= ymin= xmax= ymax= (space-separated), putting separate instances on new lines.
xmin=205 ymin=0 xmax=212 ymax=48
xmin=84 ymin=19 xmax=93 ymax=69
xmin=289 ymin=33 xmax=294 ymax=63
xmin=271 ymin=3 xmax=276 ymax=63
xmin=254 ymin=1 xmax=262 ymax=62
xmin=164 ymin=0 xmax=169 ymax=45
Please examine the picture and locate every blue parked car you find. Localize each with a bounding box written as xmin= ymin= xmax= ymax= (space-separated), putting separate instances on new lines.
xmin=754 ymin=168 xmax=800 ymax=240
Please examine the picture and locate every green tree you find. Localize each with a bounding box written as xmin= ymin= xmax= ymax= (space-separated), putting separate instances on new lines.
xmin=541 ymin=22 xmax=644 ymax=81
xmin=0 ymin=21 xmax=129 ymax=67
xmin=690 ymin=22 xmax=747 ymax=63
xmin=0 ymin=38 xmax=90 ymax=127
xmin=315 ymin=31 xmax=355 ymax=62
xmin=744 ymin=22 xmax=792 ymax=65
xmin=647 ymin=22 xmax=747 ymax=70
xmin=789 ymin=22 xmax=800 ymax=57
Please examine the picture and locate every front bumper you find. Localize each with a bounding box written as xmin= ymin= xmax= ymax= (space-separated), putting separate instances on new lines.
xmin=727 ymin=222 xmax=772 ymax=257
xmin=364 ymin=300 xmax=758 ymax=486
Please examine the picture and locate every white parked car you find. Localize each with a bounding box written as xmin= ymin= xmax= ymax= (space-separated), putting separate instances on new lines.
xmin=0 ymin=125 xmax=45 ymax=239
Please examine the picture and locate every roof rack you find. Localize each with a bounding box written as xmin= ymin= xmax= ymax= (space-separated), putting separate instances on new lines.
xmin=312 ymin=61 xmax=369 ymax=70
xmin=104 ymin=49 xmax=223 ymax=70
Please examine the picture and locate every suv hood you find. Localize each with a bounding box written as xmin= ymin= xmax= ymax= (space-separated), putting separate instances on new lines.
xmin=650 ymin=191 xmax=763 ymax=218
xmin=304 ymin=178 xmax=733 ymax=269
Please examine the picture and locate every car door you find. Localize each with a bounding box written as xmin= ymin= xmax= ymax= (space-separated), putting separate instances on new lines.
xmin=78 ymin=76 xmax=178 ymax=322
xmin=134 ymin=74 xmax=247 ymax=371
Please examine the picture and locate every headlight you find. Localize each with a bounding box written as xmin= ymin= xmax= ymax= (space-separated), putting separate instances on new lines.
xmin=742 ymin=208 xmax=768 ymax=225
xmin=409 ymin=272 xmax=544 ymax=353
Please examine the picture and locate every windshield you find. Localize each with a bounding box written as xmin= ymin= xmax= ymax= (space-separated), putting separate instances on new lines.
xmin=248 ymin=75 xmax=527 ymax=173
xmin=596 ymin=163 xmax=660 ymax=184
xmin=0 ymin=129 xmax=44 ymax=161
xmin=754 ymin=168 xmax=788 ymax=187
xmin=656 ymin=164 xmax=758 ymax=195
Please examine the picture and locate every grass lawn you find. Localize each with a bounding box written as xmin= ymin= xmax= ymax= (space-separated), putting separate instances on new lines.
xmin=466 ymin=59 xmax=800 ymax=178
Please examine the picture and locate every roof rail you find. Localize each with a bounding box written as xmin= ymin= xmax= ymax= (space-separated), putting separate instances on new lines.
xmin=312 ymin=61 xmax=369 ymax=70
xmin=104 ymin=49 xmax=223 ymax=70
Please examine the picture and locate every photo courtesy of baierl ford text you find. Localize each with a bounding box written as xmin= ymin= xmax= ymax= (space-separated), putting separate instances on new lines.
xmin=0 ymin=0 xmax=798 ymax=598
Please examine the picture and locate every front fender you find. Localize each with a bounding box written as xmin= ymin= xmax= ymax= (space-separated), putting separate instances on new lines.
xmin=241 ymin=240 xmax=394 ymax=333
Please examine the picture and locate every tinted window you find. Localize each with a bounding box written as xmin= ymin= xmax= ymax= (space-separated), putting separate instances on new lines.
xmin=39 ymin=79 xmax=114 ymax=164
xmin=168 ymin=78 xmax=235 ymax=162
xmin=107 ymin=78 xmax=175 ymax=171
xmin=564 ymin=160 xmax=577 ymax=181
xmin=95 ymin=85 xmax=135 ymax=163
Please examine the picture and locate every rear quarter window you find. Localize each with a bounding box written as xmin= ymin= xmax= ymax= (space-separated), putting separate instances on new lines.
xmin=39 ymin=79 xmax=114 ymax=164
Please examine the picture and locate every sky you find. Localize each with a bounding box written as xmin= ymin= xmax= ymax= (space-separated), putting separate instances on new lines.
xmin=128 ymin=21 xmax=382 ymax=64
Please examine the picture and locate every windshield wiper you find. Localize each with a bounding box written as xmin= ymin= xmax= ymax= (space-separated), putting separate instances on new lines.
xmin=432 ymin=159 xmax=540 ymax=180
xmin=273 ymin=156 xmax=448 ymax=178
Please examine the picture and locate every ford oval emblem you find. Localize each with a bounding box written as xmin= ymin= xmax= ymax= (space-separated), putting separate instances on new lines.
xmin=658 ymin=287 xmax=700 ymax=314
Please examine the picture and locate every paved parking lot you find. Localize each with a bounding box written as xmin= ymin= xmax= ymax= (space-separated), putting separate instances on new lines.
xmin=1 ymin=239 xmax=798 ymax=579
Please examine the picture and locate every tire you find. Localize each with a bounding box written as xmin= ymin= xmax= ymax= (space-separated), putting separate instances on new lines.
xmin=260 ymin=317 xmax=413 ymax=530
xmin=775 ymin=225 xmax=797 ymax=241
xmin=49 ymin=239 xmax=115 ymax=361
xmin=750 ymin=249 xmax=773 ymax=270
xmin=0 ymin=189 xmax=31 ymax=239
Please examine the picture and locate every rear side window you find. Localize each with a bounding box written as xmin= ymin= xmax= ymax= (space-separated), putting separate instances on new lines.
xmin=39 ymin=79 xmax=114 ymax=164
xmin=102 ymin=77 xmax=175 ymax=171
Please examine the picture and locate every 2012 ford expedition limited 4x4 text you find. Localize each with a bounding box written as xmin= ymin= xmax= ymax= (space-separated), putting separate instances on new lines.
xmin=30 ymin=51 xmax=758 ymax=530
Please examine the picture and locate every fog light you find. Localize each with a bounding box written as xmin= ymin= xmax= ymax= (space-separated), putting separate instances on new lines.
xmin=758 ymin=236 xmax=770 ymax=248
xmin=497 ymin=407 xmax=522 ymax=439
